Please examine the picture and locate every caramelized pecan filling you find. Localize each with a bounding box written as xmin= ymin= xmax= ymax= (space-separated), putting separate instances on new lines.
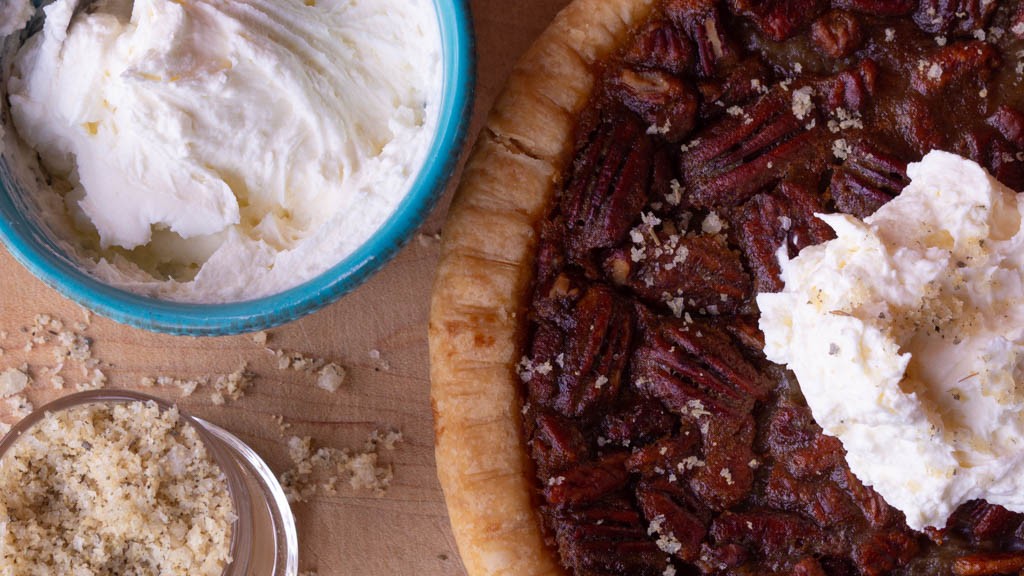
xmin=519 ymin=1 xmax=1024 ymax=574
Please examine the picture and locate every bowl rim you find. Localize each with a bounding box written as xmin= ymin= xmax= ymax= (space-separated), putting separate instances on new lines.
xmin=0 ymin=0 xmax=476 ymax=336
xmin=0 ymin=389 xmax=284 ymax=575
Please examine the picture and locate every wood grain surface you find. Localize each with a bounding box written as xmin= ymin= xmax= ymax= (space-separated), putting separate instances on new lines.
xmin=0 ymin=1 xmax=571 ymax=574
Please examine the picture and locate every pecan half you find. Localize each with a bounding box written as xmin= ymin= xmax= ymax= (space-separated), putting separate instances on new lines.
xmin=988 ymin=106 xmax=1024 ymax=149
xmin=914 ymin=0 xmax=999 ymax=36
xmin=728 ymin=0 xmax=830 ymax=41
xmin=534 ymin=219 xmax=570 ymax=288
xmin=764 ymin=402 xmax=824 ymax=454
xmin=946 ymin=500 xmax=1024 ymax=545
xmin=625 ymin=426 xmax=701 ymax=478
xmin=530 ymin=411 xmax=591 ymax=474
xmin=607 ymin=69 xmax=699 ymax=143
xmin=853 ymin=529 xmax=920 ymax=576
xmin=911 ymin=41 xmax=1000 ymax=96
xmin=689 ymin=414 xmax=756 ymax=510
xmin=637 ymin=483 xmax=707 ymax=561
xmin=553 ymin=285 xmax=634 ymax=418
xmin=697 ymin=57 xmax=771 ymax=118
xmin=812 ymin=10 xmax=864 ymax=59
xmin=830 ymin=139 xmax=909 ymax=219
xmin=784 ymin=433 xmax=846 ymax=479
xmin=957 ymin=128 xmax=1024 ymax=192
xmin=763 ymin=465 xmax=862 ymax=527
xmin=832 ymin=0 xmax=916 ymax=15
xmin=554 ymin=498 xmax=671 ymax=576
xmin=843 ymin=468 xmax=900 ymax=528
xmin=733 ymin=180 xmax=834 ymax=293
xmin=811 ymin=58 xmax=878 ymax=113
xmin=623 ymin=19 xmax=695 ymax=77
xmin=633 ymin=314 xmax=769 ymax=420
xmin=724 ymin=315 xmax=766 ymax=355
xmin=563 ymin=115 xmax=652 ymax=258
xmin=682 ymin=92 xmax=827 ymax=208
xmin=523 ymin=321 xmax=566 ymax=406
xmin=546 ymin=452 xmax=631 ymax=509
xmin=709 ymin=510 xmax=830 ymax=560
xmin=600 ymin=395 xmax=678 ymax=449
xmin=953 ymin=552 xmax=1024 ymax=576
xmin=605 ymin=231 xmax=752 ymax=315
xmin=666 ymin=0 xmax=737 ymax=77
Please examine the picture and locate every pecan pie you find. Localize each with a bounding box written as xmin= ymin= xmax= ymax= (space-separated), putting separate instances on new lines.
xmin=430 ymin=1 xmax=1024 ymax=575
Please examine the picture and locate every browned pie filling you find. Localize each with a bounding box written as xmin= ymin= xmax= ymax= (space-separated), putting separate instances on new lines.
xmin=518 ymin=1 xmax=1024 ymax=575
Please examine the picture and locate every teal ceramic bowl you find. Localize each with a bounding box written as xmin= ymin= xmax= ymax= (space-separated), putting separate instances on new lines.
xmin=0 ymin=0 xmax=475 ymax=336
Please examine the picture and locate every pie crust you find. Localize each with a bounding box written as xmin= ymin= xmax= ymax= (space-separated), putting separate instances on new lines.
xmin=428 ymin=1 xmax=656 ymax=573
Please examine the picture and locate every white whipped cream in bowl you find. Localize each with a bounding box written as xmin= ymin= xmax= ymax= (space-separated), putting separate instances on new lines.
xmin=0 ymin=0 xmax=474 ymax=333
xmin=758 ymin=150 xmax=1024 ymax=531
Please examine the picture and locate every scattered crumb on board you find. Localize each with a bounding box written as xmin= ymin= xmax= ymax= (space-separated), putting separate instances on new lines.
xmin=263 ymin=340 xmax=349 ymax=393
xmin=279 ymin=428 xmax=404 ymax=502
xmin=0 ymin=320 xmax=408 ymax=553
xmin=139 ymin=363 xmax=254 ymax=406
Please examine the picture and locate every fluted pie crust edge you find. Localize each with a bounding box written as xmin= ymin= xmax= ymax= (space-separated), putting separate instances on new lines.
xmin=428 ymin=1 xmax=657 ymax=574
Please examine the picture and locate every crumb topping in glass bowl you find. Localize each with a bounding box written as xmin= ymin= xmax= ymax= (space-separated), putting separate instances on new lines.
xmin=0 ymin=399 xmax=235 ymax=575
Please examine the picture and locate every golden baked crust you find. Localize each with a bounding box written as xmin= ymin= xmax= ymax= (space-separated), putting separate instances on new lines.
xmin=428 ymin=1 xmax=657 ymax=574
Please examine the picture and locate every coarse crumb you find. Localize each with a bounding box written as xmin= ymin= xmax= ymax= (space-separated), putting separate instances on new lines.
xmin=368 ymin=348 xmax=391 ymax=371
xmin=140 ymin=364 xmax=251 ymax=405
xmin=278 ymin=428 xmax=403 ymax=502
xmin=251 ymin=330 xmax=269 ymax=346
xmin=701 ymin=212 xmax=725 ymax=234
xmin=790 ymin=86 xmax=814 ymax=120
xmin=665 ymin=179 xmax=683 ymax=206
xmin=156 ymin=375 xmax=203 ymax=396
xmin=1 ymin=394 xmax=32 ymax=419
xmin=8 ymin=312 xmax=106 ymax=392
xmin=271 ymin=348 xmax=324 ymax=372
xmin=23 ymin=314 xmax=62 ymax=350
xmin=77 ymin=367 xmax=107 ymax=391
xmin=268 ymin=347 xmax=351 ymax=389
xmin=646 ymin=119 xmax=672 ymax=135
xmin=416 ymin=232 xmax=441 ymax=247
xmin=316 ymin=363 xmax=346 ymax=392
xmin=0 ymin=401 xmax=235 ymax=575
xmin=832 ymin=138 xmax=852 ymax=160
xmin=272 ymin=414 xmax=292 ymax=436
xmin=368 ymin=428 xmax=403 ymax=451
xmin=0 ymin=368 xmax=29 ymax=398
xmin=211 ymin=363 xmax=253 ymax=405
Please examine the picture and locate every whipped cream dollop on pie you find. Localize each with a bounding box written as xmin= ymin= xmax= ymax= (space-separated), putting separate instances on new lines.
xmin=2 ymin=0 xmax=440 ymax=302
xmin=758 ymin=150 xmax=1024 ymax=531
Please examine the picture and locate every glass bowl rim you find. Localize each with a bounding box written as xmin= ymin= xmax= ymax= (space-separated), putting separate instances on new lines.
xmin=0 ymin=388 xmax=255 ymax=575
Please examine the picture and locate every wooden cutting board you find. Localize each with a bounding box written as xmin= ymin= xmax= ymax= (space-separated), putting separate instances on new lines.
xmin=0 ymin=1 xmax=571 ymax=574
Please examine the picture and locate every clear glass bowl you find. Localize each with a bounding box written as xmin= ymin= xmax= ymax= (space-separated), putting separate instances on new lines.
xmin=0 ymin=390 xmax=298 ymax=576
